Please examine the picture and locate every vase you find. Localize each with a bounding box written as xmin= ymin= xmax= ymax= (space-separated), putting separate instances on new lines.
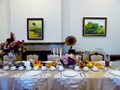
xmin=8 ymin=52 xmax=16 ymax=65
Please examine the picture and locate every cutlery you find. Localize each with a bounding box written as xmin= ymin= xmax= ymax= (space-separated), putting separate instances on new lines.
xmin=80 ymin=72 xmax=82 ymax=77
xmin=82 ymin=71 xmax=86 ymax=77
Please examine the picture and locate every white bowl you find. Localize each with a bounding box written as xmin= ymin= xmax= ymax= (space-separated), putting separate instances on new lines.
xmin=92 ymin=66 xmax=99 ymax=71
xmin=41 ymin=66 xmax=47 ymax=71
xmin=33 ymin=67 xmax=39 ymax=70
xmin=10 ymin=66 xmax=16 ymax=70
xmin=58 ymin=66 xmax=64 ymax=71
xmin=83 ymin=66 xmax=89 ymax=71
xmin=3 ymin=66 xmax=9 ymax=70
xmin=74 ymin=66 xmax=80 ymax=71
xmin=18 ymin=66 xmax=24 ymax=70
xmin=26 ymin=66 xmax=32 ymax=70
xmin=50 ymin=66 xmax=56 ymax=71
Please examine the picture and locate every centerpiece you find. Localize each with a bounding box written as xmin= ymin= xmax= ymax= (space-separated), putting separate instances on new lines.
xmin=60 ymin=53 xmax=81 ymax=69
xmin=0 ymin=32 xmax=25 ymax=65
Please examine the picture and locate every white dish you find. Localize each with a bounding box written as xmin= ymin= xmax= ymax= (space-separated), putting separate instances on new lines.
xmin=23 ymin=71 xmax=40 ymax=76
xmin=45 ymin=61 xmax=53 ymax=64
xmin=26 ymin=67 xmax=32 ymax=70
xmin=41 ymin=66 xmax=47 ymax=71
xmin=18 ymin=66 xmax=24 ymax=71
xmin=10 ymin=66 xmax=16 ymax=70
xmin=92 ymin=66 xmax=99 ymax=72
xmin=33 ymin=67 xmax=39 ymax=71
xmin=83 ymin=67 xmax=89 ymax=72
xmin=63 ymin=70 xmax=78 ymax=77
xmin=3 ymin=66 xmax=9 ymax=70
xmin=49 ymin=66 xmax=56 ymax=71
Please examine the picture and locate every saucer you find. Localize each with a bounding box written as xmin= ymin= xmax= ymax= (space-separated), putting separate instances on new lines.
xmin=18 ymin=67 xmax=24 ymax=71
xmin=49 ymin=66 xmax=56 ymax=71
xmin=33 ymin=67 xmax=39 ymax=71
xmin=92 ymin=68 xmax=99 ymax=72
xmin=3 ymin=66 xmax=9 ymax=70
xmin=41 ymin=66 xmax=47 ymax=71
xmin=26 ymin=67 xmax=32 ymax=70
xmin=10 ymin=66 xmax=16 ymax=70
xmin=74 ymin=68 xmax=80 ymax=71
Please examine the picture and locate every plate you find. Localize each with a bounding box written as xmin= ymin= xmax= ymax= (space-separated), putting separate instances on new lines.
xmin=50 ymin=67 xmax=56 ymax=71
xmin=63 ymin=70 xmax=78 ymax=77
xmin=23 ymin=71 xmax=40 ymax=76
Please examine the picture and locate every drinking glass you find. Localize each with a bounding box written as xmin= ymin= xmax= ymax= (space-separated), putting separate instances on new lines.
xmin=104 ymin=54 xmax=110 ymax=67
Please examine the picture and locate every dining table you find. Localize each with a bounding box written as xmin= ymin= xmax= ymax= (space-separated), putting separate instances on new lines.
xmin=0 ymin=61 xmax=120 ymax=90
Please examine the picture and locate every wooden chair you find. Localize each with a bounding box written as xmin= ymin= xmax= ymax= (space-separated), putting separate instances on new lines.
xmin=26 ymin=54 xmax=39 ymax=61
xmin=89 ymin=52 xmax=104 ymax=61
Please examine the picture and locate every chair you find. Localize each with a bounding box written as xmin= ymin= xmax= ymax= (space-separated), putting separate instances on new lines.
xmin=0 ymin=55 xmax=3 ymax=68
xmin=26 ymin=54 xmax=39 ymax=61
xmin=89 ymin=52 xmax=104 ymax=61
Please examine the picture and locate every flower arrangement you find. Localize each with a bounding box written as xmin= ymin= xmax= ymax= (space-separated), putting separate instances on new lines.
xmin=60 ymin=53 xmax=81 ymax=67
xmin=0 ymin=32 xmax=25 ymax=56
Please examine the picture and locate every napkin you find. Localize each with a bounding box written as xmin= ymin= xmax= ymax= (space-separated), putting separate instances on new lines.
xmin=0 ymin=69 xmax=8 ymax=77
xmin=13 ymin=71 xmax=51 ymax=89
xmin=104 ymin=69 xmax=120 ymax=86
xmin=54 ymin=69 xmax=88 ymax=89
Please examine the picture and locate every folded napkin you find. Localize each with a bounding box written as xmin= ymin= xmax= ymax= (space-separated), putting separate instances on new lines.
xmin=0 ymin=69 xmax=8 ymax=77
xmin=104 ymin=69 xmax=120 ymax=86
xmin=54 ymin=69 xmax=88 ymax=89
xmin=13 ymin=71 xmax=50 ymax=89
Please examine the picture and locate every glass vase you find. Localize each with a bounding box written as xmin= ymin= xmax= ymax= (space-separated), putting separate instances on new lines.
xmin=8 ymin=52 xmax=16 ymax=65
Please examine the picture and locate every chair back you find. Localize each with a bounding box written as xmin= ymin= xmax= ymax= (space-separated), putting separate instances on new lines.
xmin=89 ymin=52 xmax=104 ymax=61
xmin=26 ymin=54 xmax=39 ymax=61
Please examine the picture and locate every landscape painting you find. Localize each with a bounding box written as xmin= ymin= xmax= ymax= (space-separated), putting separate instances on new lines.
xmin=27 ymin=18 xmax=44 ymax=40
xmin=83 ymin=17 xmax=107 ymax=36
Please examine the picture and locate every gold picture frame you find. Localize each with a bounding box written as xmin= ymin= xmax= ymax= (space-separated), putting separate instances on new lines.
xmin=83 ymin=17 xmax=107 ymax=36
xmin=27 ymin=18 xmax=44 ymax=40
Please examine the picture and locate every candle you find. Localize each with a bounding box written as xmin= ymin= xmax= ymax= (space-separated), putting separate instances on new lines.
xmin=56 ymin=48 xmax=58 ymax=56
xmin=53 ymin=48 xmax=55 ymax=56
xmin=59 ymin=48 xmax=62 ymax=58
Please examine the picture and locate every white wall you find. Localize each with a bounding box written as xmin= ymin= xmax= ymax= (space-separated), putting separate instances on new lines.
xmin=10 ymin=0 xmax=62 ymax=42
xmin=63 ymin=0 xmax=120 ymax=54
xmin=1 ymin=0 xmax=120 ymax=54
xmin=0 ymin=0 xmax=10 ymax=41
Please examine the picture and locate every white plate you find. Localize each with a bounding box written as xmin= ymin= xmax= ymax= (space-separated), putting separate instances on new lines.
xmin=45 ymin=61 xmax=53 ymax=63
xmin=63 ymin=70 xmax=78 ymax=77
xmin=23 ymin=71 xmax=40 ymax=76
xmin=49 ymin=67 xmax=56 ymax=71
xmin=92 ymin=69 xmax=99 ymax=72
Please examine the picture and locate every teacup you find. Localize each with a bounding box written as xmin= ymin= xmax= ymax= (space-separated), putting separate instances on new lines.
xmin=41 ymin=66 xmax=47 ymax=71
xmin=18 ymin=66 xmax=24 ymax=70
xmin=3 ymin=66 xmax=9 ymax=70
xmin=58 ymin=66 xmax=64 ymax=71
xmin=83 ymin=66 xmax=89 ymax=71
xmin=26 ymin=66 xmax=32 ymax=70
xmin=92 ymin=66 xmax=98 ymax=71
xmin=10 ymin=66 xmax=16 ymax=70
xmin=50 ymin=66 xmax=56 ymax=71
xmin=74 ymin=65 xmax=80 ymax=71
xmin=33 ymin=67 xmax=39 ymax=70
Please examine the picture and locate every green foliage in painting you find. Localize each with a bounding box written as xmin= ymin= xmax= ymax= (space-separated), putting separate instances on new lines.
xmin=84 ymin=21 xmax=105 ymax=35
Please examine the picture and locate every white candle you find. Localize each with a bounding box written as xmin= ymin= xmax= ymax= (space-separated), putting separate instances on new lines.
xmin=60 ymin=48 xmax=62 ymax=58
xmin=53 ymin=48 xmax=55 ymax=56
xmin=56 ymin=48 xmax=58 ymax=56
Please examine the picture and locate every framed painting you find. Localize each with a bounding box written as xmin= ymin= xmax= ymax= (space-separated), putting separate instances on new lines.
xmin=83 ymin=17 xmax=107 ymax=36
xmin=27 ymin=18 xmax=44 ymax=40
